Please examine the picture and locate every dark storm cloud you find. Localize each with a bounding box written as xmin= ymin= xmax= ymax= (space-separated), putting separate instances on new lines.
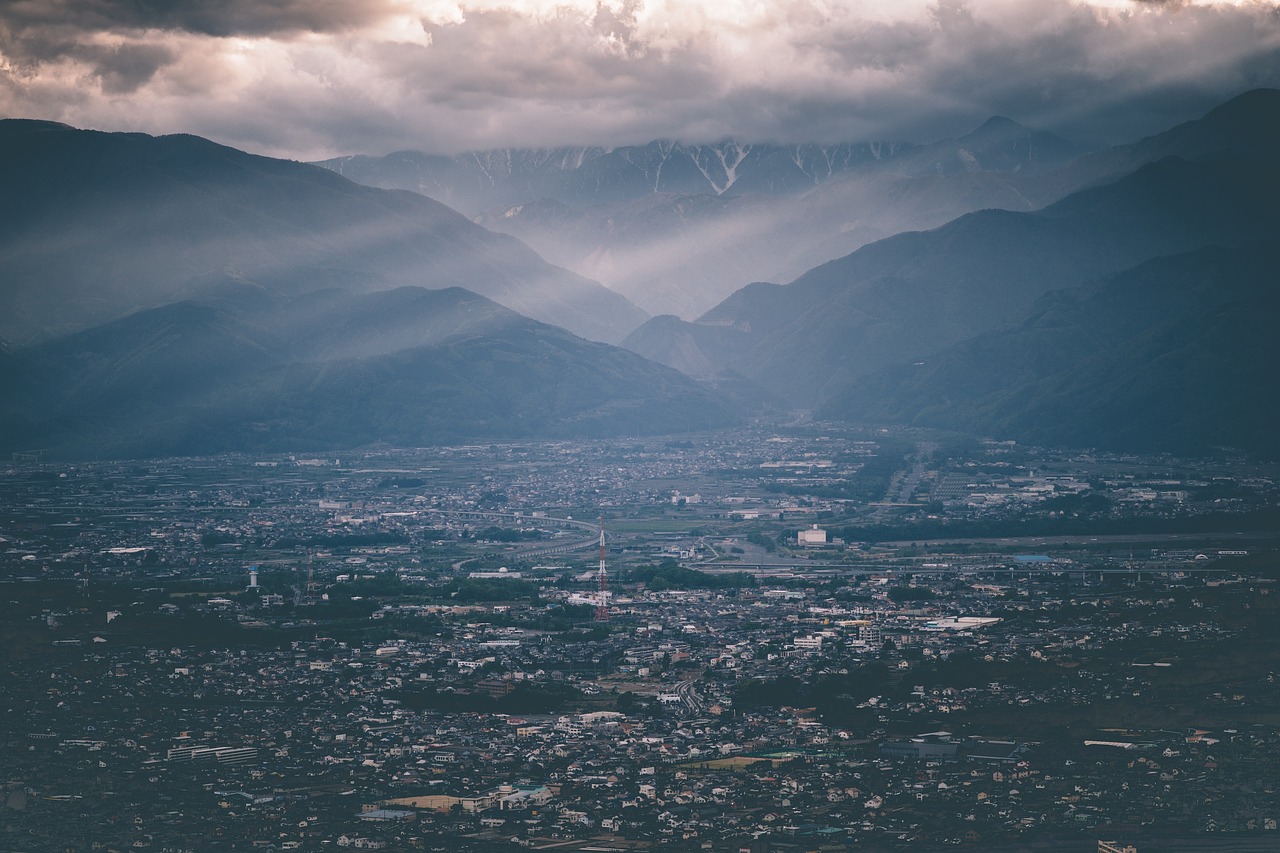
xmin=64 ymin=41 xmax=175 ymax=94
xmin=0 ymin=0 xmax=397 ymax=107
xmin=2 ymin=0 xmax=393 ymax=44
xmin=1 ymin=1 xmax=1279 ymax=159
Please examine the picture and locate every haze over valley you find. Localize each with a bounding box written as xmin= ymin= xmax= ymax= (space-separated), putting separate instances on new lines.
xmin=3 ymin=89 xmax=1279 ymax=460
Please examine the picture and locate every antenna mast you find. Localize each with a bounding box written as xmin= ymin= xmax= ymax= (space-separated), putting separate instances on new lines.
xmin=595 ymin=517 xmax=609 ymax=622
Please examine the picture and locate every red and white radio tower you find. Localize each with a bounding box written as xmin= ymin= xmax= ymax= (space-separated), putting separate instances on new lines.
xmin=595 ymin=517 xmax=609 ymax=622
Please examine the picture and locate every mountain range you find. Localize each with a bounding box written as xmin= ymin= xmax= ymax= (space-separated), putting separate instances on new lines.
xmin=0 ymin=287 xmax=737 ymax=459
xmin=0 ymin=119 xmax=645 ymax=346
xmin=318 ymin=139 xmax=917 ymax=215
xmin=619 ymin=89 xmax=1280 ymax=457
xmin=0 ymin=119 xmax=752 ymax=458
xmin=3 ymin=89 xmax=1278 ymax=459
xmin=317 ymin=118 xmax=1087 ymax=317
xmin=831 ymin=243 xmax=1280 ymax=456
xmin=628 ymin=153 xmax=1280 ymax=392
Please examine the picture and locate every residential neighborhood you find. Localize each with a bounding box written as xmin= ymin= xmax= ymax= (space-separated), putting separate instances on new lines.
xmin=3 ymin=428 xmax=1278 ymax=852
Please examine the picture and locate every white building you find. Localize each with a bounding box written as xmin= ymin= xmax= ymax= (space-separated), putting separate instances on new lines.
xmin=798 ymin=525 xmax=827 ymax=546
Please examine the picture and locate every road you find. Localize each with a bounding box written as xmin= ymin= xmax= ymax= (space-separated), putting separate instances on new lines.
xmin=675 ymin=679 xmax=705 ymax=713
xmin=874 ymin=530 xmax=1280 ymax=548
xmin=422 ymin=508 xmax=603 ymax=562
xmin=692 ymin=561 xmax=1244 ymax=577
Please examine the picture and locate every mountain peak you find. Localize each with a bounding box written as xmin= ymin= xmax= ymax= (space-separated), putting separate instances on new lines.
xmin=971 ymin=115 xmax=1026 ymax=135
xmin=885 ymin=114 xmax=1083 ymax=177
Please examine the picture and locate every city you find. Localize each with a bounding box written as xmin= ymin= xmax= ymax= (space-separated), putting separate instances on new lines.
xmin=3 ymin=425 xmax=1278 ymax=852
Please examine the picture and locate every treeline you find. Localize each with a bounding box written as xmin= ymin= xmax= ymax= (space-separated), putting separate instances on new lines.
xmin=734 ymin=666 xmax=897 ymax=727
xmin=629 ymin=559 xmax=755 ymax=590
xmin=330 ymin=574 xmax=539 ymax=603
xmin=734 ymin=653 xmax=1064 ymax=727
xmin=102 ymin=611 xmax=302 ymax=650
xmin=886 ymin=586 xmax=937 ymax=602
xmin=476 ymin=526 xmax=543 ymax=542
xmin=379 ymin=476 xmax=427 ymax=488
xmin=393 ymin=681 xmax=578 ymax=714
xmin=431 ymin=577 xmax=541 ymax=602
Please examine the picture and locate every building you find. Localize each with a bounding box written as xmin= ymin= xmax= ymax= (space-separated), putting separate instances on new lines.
xmin=880 ymin=739 xmax=960 ymax=761
xmin=1098 ymin=842 xmax=1137 ymax=853
xmin=798 ymin=525 xmax=827 ymax=546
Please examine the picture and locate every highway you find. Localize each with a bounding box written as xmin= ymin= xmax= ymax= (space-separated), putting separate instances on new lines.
xmin=675 ymin=678 xmax=705 ymax=713
xmin=421 ymin=508 xmax=603 ymax=560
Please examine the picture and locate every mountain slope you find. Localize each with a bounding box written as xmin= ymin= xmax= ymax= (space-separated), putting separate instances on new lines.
xmin=827 ymin=244 xmax=1280 ymax=457
xmin=494 ymin=90 xmax=1279 ymax=320
xmin=320 ymin=121 xmax=1083 ymax=318
xmin=0 ymin=120 xmax=646 ymax=345
xmin=317 ymin=139 xmax=919 ymax=216
xmin=481 ymin=165 xmax=1058 ymax=318
xmin=625 ymin=150 xmax=1280 ymax=405
xmin=1042 ymin=88 xmax=1280 ymax=195
xmin=1 ymin=288 xmax=738 ymax=459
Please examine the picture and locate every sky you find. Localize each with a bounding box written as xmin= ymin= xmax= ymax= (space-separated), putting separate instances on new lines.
xmin=2 ymin=0 xmax=1279 ymax=160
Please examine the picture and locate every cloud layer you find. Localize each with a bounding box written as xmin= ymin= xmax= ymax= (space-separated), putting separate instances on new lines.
xmin=3 ymin=0 xmax=1279 ymax=158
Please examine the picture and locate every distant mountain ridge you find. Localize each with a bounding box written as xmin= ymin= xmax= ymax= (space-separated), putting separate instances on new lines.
xmin=622 ymin=89 xmax=1280 ymax=456
xmin=318 ymin=139 xmax=915 ymax=216
xmin=317 ymin=117 xmax=1085 ymax=217
xmin=7 ymin=90 xmax=1278 ymax=460
xmin=316 ymin=121 xmax=1086 ymax=318
xmin=0 ymin=119 xmax=646 ymax=345
xmin=1040 ymin=87 xmax=1280 ymax=196
xmin=627 ymin=153 xmax=1280 ymax=394
xmin=0 ymin=287 xmax=739 ymax=459
xmin=831 ymin=244 xmax=1280 ymax=456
